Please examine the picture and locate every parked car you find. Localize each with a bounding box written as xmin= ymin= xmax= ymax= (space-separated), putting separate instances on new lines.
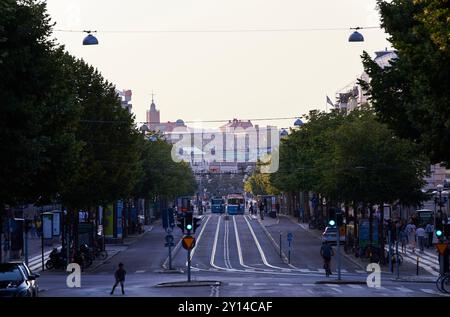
xmin=322 ymin=227 xmax=345 ymax=245
xmin=0 ymin=262 xmax=39 ymax=297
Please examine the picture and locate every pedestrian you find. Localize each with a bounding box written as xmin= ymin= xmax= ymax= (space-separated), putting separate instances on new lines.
xmin=400 ymin=228 xmax=408 ymax=254
xmin=320 ymin=242 xmax=334 ymax=277
xmin=110 ymin=263 xmax=126 ymax=295
xmin=405 ymin=221 xmax=416 ymax=253
xmin=416 ymin=226 xmax=426 ymax=252
xmin=425 ymin=222 xmax=434 ymax=248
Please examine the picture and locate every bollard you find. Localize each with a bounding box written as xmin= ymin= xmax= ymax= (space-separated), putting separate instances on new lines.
xmin=416 ymin=256 xmax=419 ymax=276
xmin=279 ymin=232 xmax=282 ymax=258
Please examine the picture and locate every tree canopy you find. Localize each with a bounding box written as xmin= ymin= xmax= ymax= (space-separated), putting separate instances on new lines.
xmin=360 ymin=0 xmax=450 ymax=165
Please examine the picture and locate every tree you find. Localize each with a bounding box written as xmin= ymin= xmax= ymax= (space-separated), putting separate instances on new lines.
xmin=59 ymin=57 xmax=143 ymax=210
xmin=360 ymin=0 xmax=450 ymax=165
xmin=134 ymin=135 xmax=197 ymax=201
xmin=0 ymin=0 xmax=83 ymax=261
xmin=244 ymin=165 xmax=279 ymax=196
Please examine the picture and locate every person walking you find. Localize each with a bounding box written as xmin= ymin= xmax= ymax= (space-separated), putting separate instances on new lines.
xmin=400 ymin=228 xmax=408 ymax=254
xmin=416 ymin=226 xmax=426 ymax=252
xmin=320 ymin=242 xmax=334 ymax=277
xmin=425 ymin=222 xmax=434 ymax=248
xmin=110 ymin=263 xmax=126 ymax=295
xmin=405 ymin=221 xmax=416 ymax=253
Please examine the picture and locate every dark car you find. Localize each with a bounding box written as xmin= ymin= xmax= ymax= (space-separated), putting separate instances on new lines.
xmin=0 ymin=263 xmax=39 ymax=297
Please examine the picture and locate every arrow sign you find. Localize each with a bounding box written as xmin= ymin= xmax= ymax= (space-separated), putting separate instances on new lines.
xmin=165 ymin=234 xmax=174 ymax=244
xmin=182 ymin=235 xmax=196 ymax=250
xmin=435 ymin=243 xmax=448 ymax=255
xmin=287 ymin=232 xmax=293 ymax=242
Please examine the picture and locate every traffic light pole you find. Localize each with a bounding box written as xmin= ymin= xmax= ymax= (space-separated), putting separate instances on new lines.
xmin=187 ymin=248 xmax=191 ymax=282
xmin=336 ymin=212 xmax=341 ymax=281
xmin=337 ymin=227 xmax=341 ymax=280
xmin=168 ymin=243 xmax=173 ymax=270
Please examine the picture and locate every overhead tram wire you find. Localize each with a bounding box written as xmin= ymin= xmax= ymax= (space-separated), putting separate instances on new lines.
xmin=80 ymin=116 xmax=306 ymax=124
xmin=54 ymin=26 xmax=380 ymax=35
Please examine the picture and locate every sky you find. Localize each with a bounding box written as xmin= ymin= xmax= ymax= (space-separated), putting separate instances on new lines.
xmin=45 ymin=0 xmax=391 ymax=129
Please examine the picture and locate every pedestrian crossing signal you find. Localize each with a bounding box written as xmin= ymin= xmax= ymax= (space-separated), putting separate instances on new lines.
xmin=436 ymin=229 xmax=443 ymax=238
xmin=177 ymin=217 xmax=185 ymax=234
xmin=193 ymin=217 xmax=201 ymax=233
xmin=184 ymin=212 xmax=193 ymax=233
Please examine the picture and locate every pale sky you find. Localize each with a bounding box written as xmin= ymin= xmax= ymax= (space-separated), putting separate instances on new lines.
xmin=46 ymin=0 xmax=391 ymax=129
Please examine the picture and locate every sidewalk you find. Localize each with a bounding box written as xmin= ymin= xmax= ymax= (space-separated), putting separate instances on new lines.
xmin=23 ymin=225 xmax=154 ymax=274
xmin=278 ymin=213 xmax=440 ymax=279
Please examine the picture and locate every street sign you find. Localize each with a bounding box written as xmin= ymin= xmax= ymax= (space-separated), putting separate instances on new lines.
xmin=165 ymin=234 xmax=174 ymax=244
xmin=162 ymin=208 xmax=175 ymax=230
xmin=182 ymin=235 xmax=196 ymax=250
xmin=287 ymin=232 xmax=293 ymax=242
xmin=435 ymin=243 xmax=448 ymax=255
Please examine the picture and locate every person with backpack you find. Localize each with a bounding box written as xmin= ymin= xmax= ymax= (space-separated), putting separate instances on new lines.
xmin=110 ymin=263 xmax=126 ymax=295
xmin=320 ymin=242 xmax=334 ymax=277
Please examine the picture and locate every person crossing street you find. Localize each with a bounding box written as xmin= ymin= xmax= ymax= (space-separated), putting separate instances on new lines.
xmin=110 ymin=263 xmax=126 ymax=295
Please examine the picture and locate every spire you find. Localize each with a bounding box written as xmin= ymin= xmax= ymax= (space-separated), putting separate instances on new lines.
xmin=150 ymin=91 xmax=156 ymax=111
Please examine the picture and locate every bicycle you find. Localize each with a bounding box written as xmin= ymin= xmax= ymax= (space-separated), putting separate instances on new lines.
xmin=436 ymin=272 xmax=450 ymax=294
xmin=93 ymin=247 xmax=108 ymax=261
xmin=384 ymin=253 xmax=403 ymax=266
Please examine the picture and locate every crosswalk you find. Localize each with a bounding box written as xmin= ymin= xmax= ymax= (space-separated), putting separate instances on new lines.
xmin=386 ymin=246 xmax=440 ymax=276
xmin=223 ymin=282 xmax=448 ymax=296
xmin=27 ymin=250 xmax=53 ymax=272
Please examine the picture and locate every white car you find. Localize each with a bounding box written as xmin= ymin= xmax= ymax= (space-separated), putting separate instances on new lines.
xmin=322 ymin=227 xmax=345 ymax=245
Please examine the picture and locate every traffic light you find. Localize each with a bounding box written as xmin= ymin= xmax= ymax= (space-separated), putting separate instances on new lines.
xmin=435 ymin=229 xmax=443 ymax=239
xmin=328 ymin=219 xmax=336 ymax=228
xmin=176 ymin=216 xmax=185 ymax=234
xmin=193 ymin=217 xmax=202 ymax=233
xmin=336 ymin=213 xmax=343 ymax=227
xmin=185 ymin=211 xmax=193 ymax=233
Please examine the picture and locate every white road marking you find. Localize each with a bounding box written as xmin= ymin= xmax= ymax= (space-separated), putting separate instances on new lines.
xmin=348 ymin=285 xmax=364 ymax=289
xmin=331 ymin=287 xmax=342 ymax=293
xmin=233 ymin=216 xmax=254 ymax=270
xmin=223 ymin=217 xmax=232 ymax=269
xmin=135 ymin=270 xmax=145 ymax=274
xmin=254 ymin=283 xmax=267 ymax=286
xmin=243 ymin=215 xmax=288 ymax=271
xmin=229 ymin=283 xmax=243 ymax=286
xmin=356 ymin=270 xmax=366 ymax=274
xmin=396 ymin=287 xmax=414 ymax=293
xmin=210 ymin=216 xmax=235 ymax=272
xmin=325 ymin=284 xmax=340 ymax=287
xmin=279 ymin=283 xmax=293 ymax=286
xmin=189 ymin=215 xmax=211 ymax=261
xmin=302 ymin=284 xmax=316 ymax=287
xmin=420 ymin=288 xmax=438 ymax=295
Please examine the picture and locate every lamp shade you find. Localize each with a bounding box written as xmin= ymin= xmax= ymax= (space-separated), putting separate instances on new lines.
xmin=294 ymin=118 xmax=304 ymax=126
xmin=83 ymin=34 xmax=98 ymax=45
xmin=348 ymin=31 xmax=364 ymax=42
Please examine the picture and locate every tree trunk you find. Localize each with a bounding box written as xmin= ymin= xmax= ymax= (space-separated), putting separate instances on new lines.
xmin=379 ymin=202 xmax=385 ymax=264
xmin=0 ymin=204 xmax=3 ymax=263
xmin=369 ymin=203 xmax=373 ymax=249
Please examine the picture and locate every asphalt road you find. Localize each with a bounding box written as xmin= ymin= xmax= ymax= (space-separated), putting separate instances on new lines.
xmin=35 ymin=211 xmax=449 ymax=297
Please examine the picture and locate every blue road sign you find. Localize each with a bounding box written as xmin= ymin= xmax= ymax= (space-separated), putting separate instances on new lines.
xmin=165 ymin=234 xmax=174 ymax=244
xmin=162 ymin=208 xmax=175 ymax=229
xmin=287 ymin=232 xmax=293 ymax=242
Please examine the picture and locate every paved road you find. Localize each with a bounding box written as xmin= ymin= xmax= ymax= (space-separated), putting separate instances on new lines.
xmin=35 ymin=211 xmax=448 ymax=297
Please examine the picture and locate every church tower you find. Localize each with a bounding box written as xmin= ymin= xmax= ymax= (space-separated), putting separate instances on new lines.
xmin=146 ymin=94 xmax=160 ymax=125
